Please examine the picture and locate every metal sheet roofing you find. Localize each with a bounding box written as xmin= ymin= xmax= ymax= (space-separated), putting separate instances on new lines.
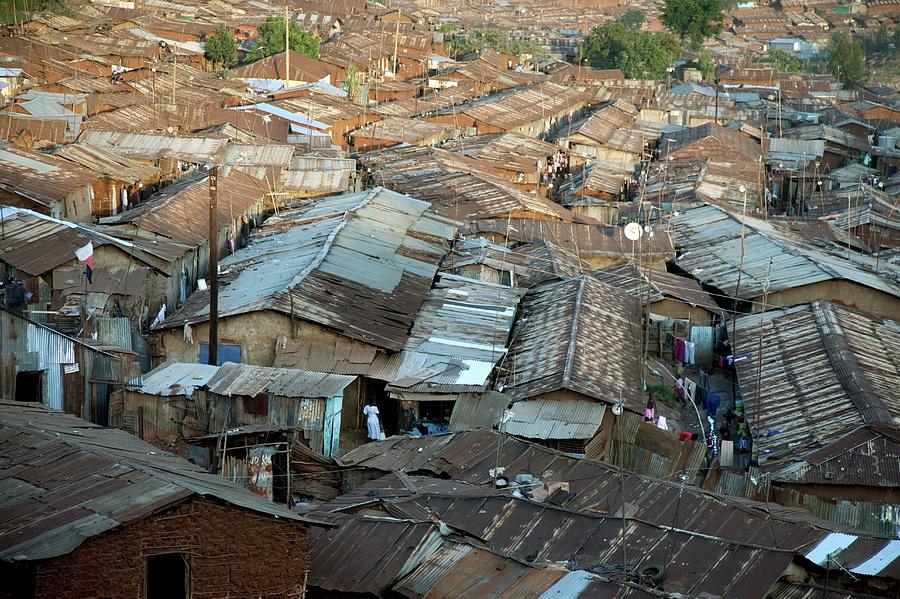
xmin=131 ymin=361 xmax=219 ymax=396
xmin=309 ymin=517 xmax=443 ymax=594
xmin=506 ymin=398 xmax=605 ymax=440
xmin=673 ymin=204 xmax=900 ymax=301
xmin=767 ymin=425 xmax=900 ymax=488
xmin=734 ymin=301 xmax=900 ymax=464
xmin=496 ymin=276 xmax=645 ymax=413
xmin=0 ymin=144 xmax=97 ymax=205
xmin=160 ymin=188 xmax=458 ymax=351
xmin=205 ymin=363 xmax=354 ymax=398
xmin=0 ymin=206 xmax=158 ymax=277
xmin=0 ymin=400 xmax=314 ymax=562
xmin=385 ymin=274 xmax=523 ymax=395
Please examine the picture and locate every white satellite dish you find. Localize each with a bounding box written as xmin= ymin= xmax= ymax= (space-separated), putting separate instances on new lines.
xmin=624 ymin=222 xmax=642 ymax=241
xmin=612 ymin=402 xmax=624 ymax=416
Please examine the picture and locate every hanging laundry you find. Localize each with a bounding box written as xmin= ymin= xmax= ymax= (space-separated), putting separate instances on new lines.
xmin=657 ymin=416 xmax=668 ymax=431
xmin=684 ymin=341 xmax=696 ymax=365
xmin=683 ymin=378 xmax=697 ymax=404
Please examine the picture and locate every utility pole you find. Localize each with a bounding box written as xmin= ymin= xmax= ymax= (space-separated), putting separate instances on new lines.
xmin=171 ymin=49 xmax=177 ymax=105
xmin=284 ymin=4 xmax=290 ymax=85
xmin=208 ymin=166 xmax=219 ymax=366
xmin=393 ymin=16 xmax=400 ymax=75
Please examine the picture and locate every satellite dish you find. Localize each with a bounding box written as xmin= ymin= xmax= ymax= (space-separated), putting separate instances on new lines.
xmin=612 ymin=403 xmax=624 ymax=416
xmin=624 ymin=222 xmax=642 ymax=241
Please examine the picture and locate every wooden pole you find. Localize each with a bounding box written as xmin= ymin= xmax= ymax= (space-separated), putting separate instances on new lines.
xmin=208 ymin=166 xmax=219 ymax=365
xmin=284 ymin=4 xmax=290 ymax=85
xmin=393 ymin=17 xmax=400 ymax=75
xmin=172 ymin=49 xmax=177 ymax=105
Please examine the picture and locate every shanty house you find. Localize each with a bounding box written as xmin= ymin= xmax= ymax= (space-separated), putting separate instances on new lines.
xmin=0 ymin=206 xmax=178 ymax=342
xmin=233 ymin=50 xmax=338 ymax=93
xmin=426 ymin=82 xmax=589 ymax=137
xmin=0 ymin=144 xmax=97 ymax=223
xmin=674 ymin=204 xmax=900 ymax=320
xmin=154 ymin=188 xmax=457 ymax=443
xmin=117 ymin=361 xmax=354 ymax=458
xmin=52 ymin=143 xmax=162 ymax=217
xmin=0 ymin=307 xmax=135 ymax=423
xmin=0 ymin=400 xmax=315 ymax=599
xmin=494 ymin=275 xmax=644 ymax=454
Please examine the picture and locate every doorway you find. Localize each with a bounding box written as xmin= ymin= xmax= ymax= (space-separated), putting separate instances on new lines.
xmin=146 ymin=553 xmax=187 ymax=599
xmin=14 ymin=371 xmax=42 ymax=403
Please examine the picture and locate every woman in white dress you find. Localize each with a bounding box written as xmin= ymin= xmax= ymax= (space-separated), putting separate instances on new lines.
xmin=363 ymin=401 xmax=381 ymax=441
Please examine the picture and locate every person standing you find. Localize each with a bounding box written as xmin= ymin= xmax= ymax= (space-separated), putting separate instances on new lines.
xmin=363 ymin=400 xmax=381 ymax=441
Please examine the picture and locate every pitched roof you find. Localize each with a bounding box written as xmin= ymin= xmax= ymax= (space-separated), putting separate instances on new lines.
xmin=0 ymin=144 xmax=97 ymax=206
xmin=734 ymin=301 xmax=900 ymax=464
xmin=233 ymin=50 xmax=336 ymax=83
xmin=159 ymin=188 xmax=458 ymax=351
xmin=593 ymin=264 xmax=721 ymax=313
xmin=495 ymin=275 xmax=644 ymax=412
xmin=673 ymin=204 xmax=900 ymax=302
xmin=0 ymin=400 xmax=314 ymax=562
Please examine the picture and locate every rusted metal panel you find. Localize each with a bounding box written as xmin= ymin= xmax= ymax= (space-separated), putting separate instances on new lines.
xmin=0 ymin=400 xmax=315 ymax=562
xmin=496 ymin=276 xmax=644 ymax=414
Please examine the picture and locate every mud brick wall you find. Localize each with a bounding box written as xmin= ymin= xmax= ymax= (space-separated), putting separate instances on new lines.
xmin=28 ymin=496 xmax=309 ymax=599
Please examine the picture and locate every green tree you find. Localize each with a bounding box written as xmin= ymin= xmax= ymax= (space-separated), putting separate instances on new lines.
xmin=580 ymin=22 xmax=681 ymax=79
xmin=698 ymin=49 xmax=714 ymax=80
xmin=828 ymin=31 xmax=867 ymax=88
xmin=618 ymin=10 xmax=645 ymax=30
xmin=660 ymin=0 xmax=723 ymax=49
xmin=245 ymin=16 xmax=320 ymax=63
xmin=766 ymin=49 xmax=803 ymax=73
xmin=204 ymin=26 xmax=238 ymax=69
xmin=449 ymin=28 xmax=545 ymax=58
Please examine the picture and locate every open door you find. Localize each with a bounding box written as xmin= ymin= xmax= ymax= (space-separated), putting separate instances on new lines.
xmin=14 ymin=371 xmax=42 ymax=404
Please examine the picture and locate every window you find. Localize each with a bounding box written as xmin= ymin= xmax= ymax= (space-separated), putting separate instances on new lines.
xmin=146 ymin=553 xmax=187 ymax=599
xmin=199 ymin=343 xmax=241 ymax=366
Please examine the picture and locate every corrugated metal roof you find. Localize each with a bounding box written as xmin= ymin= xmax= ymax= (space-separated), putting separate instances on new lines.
xmin=496 ymin=276 xmax=645 ymax=414
xmin=432 ymin=82 xmax=587 ymax=132
xmin=673 ymin=204 xmax=900 ymax=301
xmin=537 ymin=570 xmax=595 ymax=598
xmin=206 ymin=363 xmax=354 ymax=398
xmin=0 ymin=400 xmax=316 ymax=562
xmin=359 ymin=145 xmax=598 ymax=224
xmin=735 ymin=302 xmax=900 ymax=465
xmin=506 ymin=398 xmax=605 ymax=440
xmin=54 ymin=143 xmax=159 ymax=183
xmin=448 ymin=391 xmax=508 ymax=432
xmin=133 ymin=362 xmax=219 ymax=396
xmin=385 ymin=275 xmax=522 ymax=395
xmin=78 ymin=130 xmax=228 ymax=162
xmin=309 ymin=517 xmax=443 ymax=594
xmin=0 ymin=144 xmax=97 ymax=205
xmin=160 ymin=187 xmax=458 ymax=352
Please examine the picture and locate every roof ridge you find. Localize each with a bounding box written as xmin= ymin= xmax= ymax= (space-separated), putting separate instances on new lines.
xmin=810 ymin=300 xmax=893 ymax=425
xmin=561 ymin=275 xmax=587 ymax=388
xmin=283 ymin=187 xmax=380 ymax=291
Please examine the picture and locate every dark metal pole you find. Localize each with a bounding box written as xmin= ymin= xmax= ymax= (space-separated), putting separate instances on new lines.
xmin=208 ymin=166 xmax=219 ymax=366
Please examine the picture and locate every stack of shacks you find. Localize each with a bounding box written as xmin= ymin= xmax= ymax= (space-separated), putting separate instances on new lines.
xmin=1 ymin=5 xmax=899 ymax=597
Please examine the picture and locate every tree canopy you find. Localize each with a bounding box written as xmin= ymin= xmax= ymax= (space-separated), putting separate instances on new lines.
xmin=449 ymin=28 xmax=545 ymax=58
xmin=245 ymin=16 xmax=320 ymax=63
xmin=660 ymin=0 xmax=723 ymax=49
xmin=828 ymin=31 xmax=867 ymax=88
xmin=204 ymin=26 xmax=238 ymax=69
xmin=618 ymin=10 xmax=645 ymax=30
xmin=580 ymin=22 xmax=681 ymax=79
